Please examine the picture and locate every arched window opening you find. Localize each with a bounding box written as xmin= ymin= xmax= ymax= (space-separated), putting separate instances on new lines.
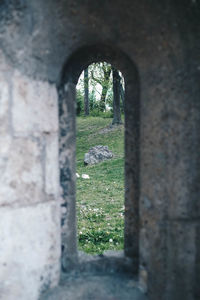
xmin=58 ymin=45 xmax=140 ymax=275
xmin=76 ymin=62 xmax=125 ymax=256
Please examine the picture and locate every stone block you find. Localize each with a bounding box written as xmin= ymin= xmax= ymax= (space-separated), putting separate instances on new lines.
xmin=166 ymin=220 xmax=199 ymax=299
xmin=0 ymin=137 xmax=44 ymax=207
xmin=139 ymin=218 xmax=169 ymax=298
xmin=167 ymin=167 xmax=200 ymax=219
xmin=141 ymin=219 xmax=200 ymax=299
xmin=0 ymin=201 xmax=60 ymax=300
xmin=61 ymin=194 xmax=77 ymax=270
xmin=12 ymin=71 xmax=58 ymax=135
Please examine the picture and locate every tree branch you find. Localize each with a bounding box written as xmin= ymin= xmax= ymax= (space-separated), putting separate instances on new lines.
xmin=90 ymin=70 xmax=102 ymax=85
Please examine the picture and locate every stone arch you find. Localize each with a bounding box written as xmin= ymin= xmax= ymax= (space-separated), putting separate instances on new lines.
xmin=58 ymin=44 xmax=140 ymax=273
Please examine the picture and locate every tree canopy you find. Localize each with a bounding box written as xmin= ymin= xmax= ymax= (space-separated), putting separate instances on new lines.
xmin=76 ymin=62 xmax=124 ymax=122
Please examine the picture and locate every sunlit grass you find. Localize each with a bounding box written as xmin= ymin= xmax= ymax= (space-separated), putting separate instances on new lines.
xmin=76 ymin=116 xmax=124 ymax=254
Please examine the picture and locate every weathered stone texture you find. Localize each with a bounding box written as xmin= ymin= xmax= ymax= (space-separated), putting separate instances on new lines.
xmin=0 ymin=201 xmax=60 ymax=300
xmin=59 ymin=83 xmax=77 ymax=270
xmin=84 ymin=145 xmax=113 ymax=165
xmin=0 ymin=137 xmax=43 ymax=206
xmin=0 ymin=43 xmax=60 ymax=300
xmin=12 ymin=70 xmax=58 ymax=135
xmin=44 ymin=133 xmax=59 ymax=197
xmin=0 ymin=0 xmax=199 ymax=300
xmin=166 ymin=221 xmax=199 ymax=299
xmin=40 ymin=273 xmax=147 ymax=300
xmin=0 ymin=133 xmax=59 ymax=207
xmin=0 ymin=61 xmax=60 ymax=206
xmin=0 ymin=50 xmax=11 ymax=135
xmin=0 ymin=80 xmax=9 ymax=134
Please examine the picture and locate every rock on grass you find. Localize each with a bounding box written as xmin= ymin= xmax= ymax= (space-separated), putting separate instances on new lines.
xmin=84 ymin=145 xmax=113 ymax=165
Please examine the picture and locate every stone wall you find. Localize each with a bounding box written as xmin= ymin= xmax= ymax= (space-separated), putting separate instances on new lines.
xmin=58 ymin=45 xmax=141 ymax=272
xmin=59 ymin=82 xmax=77 ymax=270
xmin=0 ymin=50 xmax=61 ymax=299
xmin=0 ymin=1 xmax=200 ymax=299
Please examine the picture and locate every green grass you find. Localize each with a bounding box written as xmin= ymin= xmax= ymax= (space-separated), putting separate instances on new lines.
xmin=76 ymin=116 xmax=125 ymax=254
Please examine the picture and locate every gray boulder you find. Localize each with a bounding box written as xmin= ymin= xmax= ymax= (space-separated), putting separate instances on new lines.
xmin=84 ymin=145 xmax=113 ymax=165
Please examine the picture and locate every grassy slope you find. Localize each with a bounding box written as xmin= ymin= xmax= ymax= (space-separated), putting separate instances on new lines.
xmin=76 ymin=116 xmax=125 ymax=254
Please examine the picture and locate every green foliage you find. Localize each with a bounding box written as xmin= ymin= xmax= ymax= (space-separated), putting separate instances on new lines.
xmin=89 ymin=109 xmax=113 ymax=118
xmin=76 ymin=89 xmax=84 ymax=116
xmin=89 ymin=62 xmax=112 ymax=112
xmin=76 ymin=62 xmax=125 ymax=116
xmin=105 ymin=88 xmax=114 ymax=111
xmin=76 ymin=116 xmax=124 ymax=254
xmin=89 ymin=89 xmax=99 ymax=111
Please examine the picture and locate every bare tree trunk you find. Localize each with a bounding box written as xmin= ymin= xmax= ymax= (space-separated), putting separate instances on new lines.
xmin=112 ymin=67 xmax=122 ymax=125
xmin=90 ymin=63 xmax=111 ymax=112
xmin=99 ymin=85 xmax=108 ymax=111
xmin=120 ymin=79 xmax=125 ymax=112
xmin=99 ymin=65 xmax=111 ymax=112
xmin=84 ymin=68 xmax=89 ymax=116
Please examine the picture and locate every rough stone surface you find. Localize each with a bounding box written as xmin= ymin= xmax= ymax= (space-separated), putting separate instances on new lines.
xmin=0 ymin=137 xmax=44 ymax=206
xmin=0 ymin=1 xmax=199 ymax=300
xmin=77 ymin=251 xmax=136 ymax=275
xmin=0 ymin=132 xmax=59 ymax=207
xmin=0 ymin=49 xmax=61 ymax=300
xmin=45 ymin=133 xmax=59 ymax=197
xmin=40 ymin=273 xmax=147 ymax=300
xmin=84 ymin=145 xmax=113 ymax=165
xmin=0 ymin=50 xmax=12 ymax=136
xmin=0 ymin=79 xmax=9 ymax=134
xmin=0 ymin=201 xmax=61 ymax=300
xmin=12 ymin=70 xmax=58 ymax=135
xmin=59 ymin=82 xmax=78 ymax=271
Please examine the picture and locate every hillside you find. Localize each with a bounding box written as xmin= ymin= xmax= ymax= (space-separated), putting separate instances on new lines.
xmin=76 ymin=116 xmax=125 ymax=254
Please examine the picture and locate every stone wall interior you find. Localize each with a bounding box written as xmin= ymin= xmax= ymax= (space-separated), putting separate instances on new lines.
xmin=0 ymin=1 xmax=199 ymax=300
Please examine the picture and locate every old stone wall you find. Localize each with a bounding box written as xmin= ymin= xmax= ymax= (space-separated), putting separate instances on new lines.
xmin=59 ymin=82 xmax=77 ymax=270
xmin=0 ymin=0 xmax=200 ymax=299
xmin=0 ymin=49 xmax=61 ymax=299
